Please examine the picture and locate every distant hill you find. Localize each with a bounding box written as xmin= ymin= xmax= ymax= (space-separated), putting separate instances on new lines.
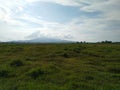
xmin=9 ymin=37 xmax=74 ymax=43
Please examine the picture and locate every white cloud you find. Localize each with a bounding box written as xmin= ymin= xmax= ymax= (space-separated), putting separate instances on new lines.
xmin=0 ymin=21 xmax=32 ymax=41
xmin=80 ymin=0 xmax=120 ymax=21
xmin=25 ymin=0 xmax=81 ymax=6
xmin=0 ymin=0 xmax=120 ymax=42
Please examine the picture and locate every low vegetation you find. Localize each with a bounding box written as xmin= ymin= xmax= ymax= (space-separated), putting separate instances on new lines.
xmin=10 ymin=60 xmax=24 ymax=67
xmin=0 ymin=43 xmax=120 ymax=90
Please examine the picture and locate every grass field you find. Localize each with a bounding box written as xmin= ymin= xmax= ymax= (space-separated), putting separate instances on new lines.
xmin=0 ymin=43 xmax=120 ymax=90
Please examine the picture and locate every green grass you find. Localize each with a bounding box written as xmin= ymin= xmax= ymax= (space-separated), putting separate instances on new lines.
xmin=0 ymin=43 xmax=120 ymax=90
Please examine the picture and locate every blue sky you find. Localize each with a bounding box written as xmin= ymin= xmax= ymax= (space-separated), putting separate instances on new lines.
xmin=25 ymin=2 xmax=100 ymax=23
xmin=0 ymin=0 xmax=120 ymax=42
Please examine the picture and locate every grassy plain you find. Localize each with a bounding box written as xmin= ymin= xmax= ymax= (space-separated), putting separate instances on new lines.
xmin=0 ymin=43 xmax=120 ymax=90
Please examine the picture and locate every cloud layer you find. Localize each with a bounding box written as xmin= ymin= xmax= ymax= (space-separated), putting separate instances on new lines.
xmin=0 ymin=0 xmax=120 ymax=42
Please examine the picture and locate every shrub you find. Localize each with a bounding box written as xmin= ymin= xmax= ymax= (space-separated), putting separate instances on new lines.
xmin=73 ymin=48 xmax=80 ymax=53
xmin=64 ymin=48 xmax=68 ymax=51
xmin=108 ymin=68 xmax=120 ymax=74
xmin=85 ymin=76 xmax=94 ymax=81
xmin=0 ymin=70 xmax=9 ymax=78
xmin=10 ymin=60 xmax=24 ymax=67
xmin=62 ymin=53 xmax=69 ymax=58
xmin=28 ymin=68 xmax=45 ymax=79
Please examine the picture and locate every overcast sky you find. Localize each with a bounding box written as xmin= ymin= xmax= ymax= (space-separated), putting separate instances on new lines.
xmin=0 ymin=0 xmax=120 ymax=42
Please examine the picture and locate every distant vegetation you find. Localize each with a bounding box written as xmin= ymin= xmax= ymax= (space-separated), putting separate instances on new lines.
xmin=100 ymin=40 xmax=112 ymax=43
xmin=76 ymin=40 xmax=115 ymax=44
xmin=0 ymin=43 xmax=120 ymax=90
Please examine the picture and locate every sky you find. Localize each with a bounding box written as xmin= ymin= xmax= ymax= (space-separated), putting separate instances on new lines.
xmin=0 ymin=0 xmax=120 ymax=42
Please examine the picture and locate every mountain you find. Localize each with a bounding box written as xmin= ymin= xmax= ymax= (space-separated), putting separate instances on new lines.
xmin=10 ymin=37 xmax=74 ymax=43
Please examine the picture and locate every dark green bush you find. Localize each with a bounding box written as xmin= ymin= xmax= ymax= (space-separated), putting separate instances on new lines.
xmin=73 ymin=48 xmax=80 ymax=53
xmin=28 ymin=68 xmax=45 ymax=79
xmin=62 ymin=53 xmax=69 ymax=58
xmin=0 ymin=70 xmax=9 ymax=78
xmin=108 ymin=68 xmax=120 ymax=74
xmin=64 ymin=48 xmax=68 ymax=51
xmin=10 ymin=60 xmax=24 ymax=67
xmin=85 ymin=76 xmax=94 ymax=81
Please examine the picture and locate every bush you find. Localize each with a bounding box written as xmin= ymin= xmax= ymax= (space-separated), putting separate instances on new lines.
xmin=10 ymin=60 xmax=24 ymax=67
xmin=0 ymin=70 xmax=9 ymax=78
xmin=85 ymin=76 xmax=94 ymax=81
xmin=62 ymin=53 xmax=69 ymax=58
xmin=108 ymin=68 xmax=120 ymax=74
xmin=28 ymin=68 xmax=45 ymax=79
xmin=64 ymin=48 xmax=68 ymax=51
xmin=73 ymin=48 xmax=80 ymax=53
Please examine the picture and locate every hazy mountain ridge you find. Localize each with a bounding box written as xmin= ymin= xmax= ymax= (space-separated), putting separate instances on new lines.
xmin=8 ymin=37 xmax=74 ymax=43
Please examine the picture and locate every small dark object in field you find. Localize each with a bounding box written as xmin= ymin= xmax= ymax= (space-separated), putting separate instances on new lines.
xmin=62 ymin=53 xmax=69 ymax=58
xmin=108 ymin=68 xmax=120 ymax=74
xmin=28 ymin=68 xmax=44 ymax=79
xmin=64 ymin=48 xmax=68 ymax=51
xmin=73 ymin=48 xmax=80 ymax=53
xmin=10 ymin=60 xmax=24 ymax=67
xmin=85 ymin=76 xmax=94 ymax=80
xmin=0 ymin=70 xmax=9 ymax=77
